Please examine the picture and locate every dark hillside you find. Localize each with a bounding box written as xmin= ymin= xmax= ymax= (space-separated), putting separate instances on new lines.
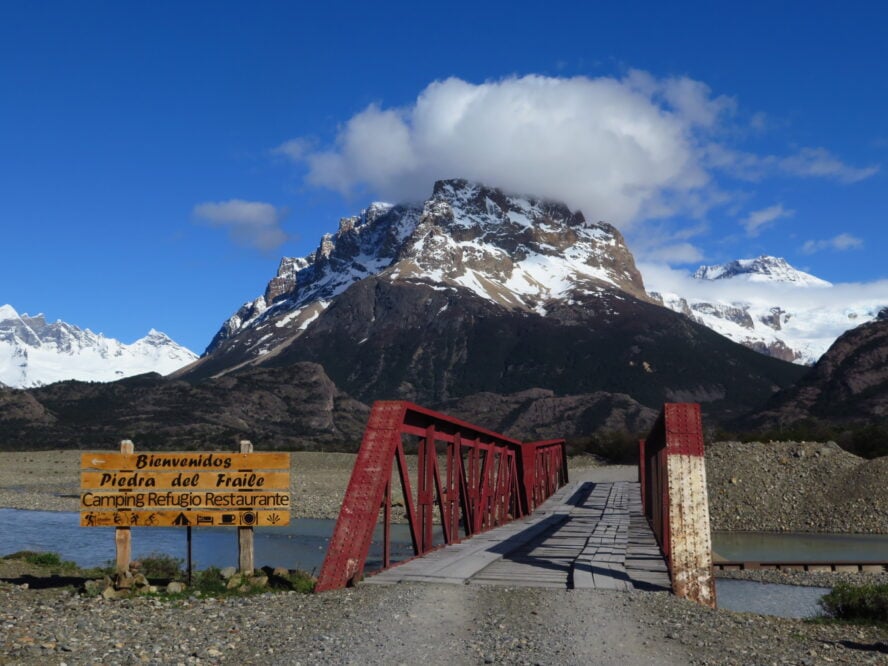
xmin=263 ymin=278 xmax=806 ymax=422
xmin=0 ymin=364 xmax=368 ymax=451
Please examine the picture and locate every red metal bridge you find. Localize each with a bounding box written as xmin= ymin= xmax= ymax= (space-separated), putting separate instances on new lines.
xmin=316 ymin=400 xmax=715 ymax=607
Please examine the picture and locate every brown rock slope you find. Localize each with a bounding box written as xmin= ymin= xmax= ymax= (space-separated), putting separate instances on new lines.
xmin=706 ymin=440 xmax=888 ymax=533
xmin=441 ymin=388 xmax=658 ymax=440
xmin=751 ymin=313 xmax=888 ymax=427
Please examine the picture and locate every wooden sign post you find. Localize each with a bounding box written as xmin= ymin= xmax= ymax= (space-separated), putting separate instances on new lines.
xmin=238 ymin=439 xmax=254 ymax=575
xmin=116 ymin=439 xmax=134 ymax=573
xmin=80 ymin=442 xmax=290 ymax=577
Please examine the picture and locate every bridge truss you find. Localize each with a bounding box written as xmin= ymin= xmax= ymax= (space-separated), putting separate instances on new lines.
xmin=316 ymin=401 xmax=567 ymax=592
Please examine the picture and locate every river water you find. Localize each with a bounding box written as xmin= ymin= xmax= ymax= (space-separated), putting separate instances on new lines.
xmin=715 ymin=579 xmax=831 ymax=618
xmin=712 ymin=530 xmax=888 ymax=563
xmin=0 ymin=509 xmax=415 ymax=574
xmin=2 ymin=509 xmax=882 ymax=618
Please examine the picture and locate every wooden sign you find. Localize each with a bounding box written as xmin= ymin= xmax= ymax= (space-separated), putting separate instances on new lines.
xmin=81 ymin=452 xmax=289 ymax=471
xmin=79 ymin=509 xmax=290 ymax=527
xmin=80 ymin=491 xmax=291 ymax=510
xmin=80 ymin=470 xmax=290 ymax=490
xmin=80 ymin=450 xmax=291 ymax=528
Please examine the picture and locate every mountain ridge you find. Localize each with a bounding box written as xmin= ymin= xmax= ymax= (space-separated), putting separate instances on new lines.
xmin=749 ymin=312 xmax=888 ymax=428
xmin=692 ymin=255 xmax=832 ymax=287
xmin=190 ymin=179 xmax=649 ymax=376
xmin=0 ymin=305 xmax=198 ymax=388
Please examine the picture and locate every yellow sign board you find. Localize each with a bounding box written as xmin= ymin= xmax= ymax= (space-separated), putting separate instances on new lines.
xmin=80 ymin=450 xmax=291 ymax=528
xmin=80 ymin=470 xmax=290 ymax=490
xmin=81 ymin=452 xmax=289 ymax=471
xmin=81 ymin=491 xmax=290 ymax=511
xmin=79 ymin=509 xmax=290 ymax=527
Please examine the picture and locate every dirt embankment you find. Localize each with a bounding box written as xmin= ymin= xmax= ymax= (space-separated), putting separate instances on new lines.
xmin=706 ymin=441 xmax=888 ymax=533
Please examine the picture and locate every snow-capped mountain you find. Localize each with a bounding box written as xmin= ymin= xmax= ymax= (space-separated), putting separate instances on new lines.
xmin=651 ymin=256 xmax=885 ymax=364
xmin=0 ymin=304 xmax=198 ymax=388
xmin=692 ymin=256 xmax=832 ymax=287
xmin=204 ymin=179 xmax=648 ymax=359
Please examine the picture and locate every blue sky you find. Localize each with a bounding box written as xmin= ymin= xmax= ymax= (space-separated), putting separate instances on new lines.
xmin=2 ymin=1 xmax=886 ymax=352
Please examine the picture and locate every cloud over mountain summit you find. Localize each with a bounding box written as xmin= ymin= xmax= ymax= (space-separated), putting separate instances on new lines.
xmin=279 ymin=72 xmax=877 ymax=241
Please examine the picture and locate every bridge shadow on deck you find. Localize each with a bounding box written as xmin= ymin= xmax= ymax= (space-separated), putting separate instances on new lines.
xmin=472 ymin=481 xmax=669 ymax=590
xmin=563 ymin=483 xmax=594 ymax=507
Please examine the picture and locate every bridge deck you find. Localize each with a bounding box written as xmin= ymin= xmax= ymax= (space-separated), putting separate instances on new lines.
xmin=364 ymin=468 xmax=671 ymax=591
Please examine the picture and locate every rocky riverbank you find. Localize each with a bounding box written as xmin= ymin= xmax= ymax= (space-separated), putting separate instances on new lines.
xmin=718 ymin=567 xmax=888 ymax=588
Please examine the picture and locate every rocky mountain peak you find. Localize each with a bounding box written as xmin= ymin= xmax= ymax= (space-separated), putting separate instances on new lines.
xmin=203 ymin=180 xmax=650 ymax=359
xmin=263 ymin=256 xmax=310 ymax=306
xmin=397 ymin=179 xmax=647 ymax=304
xmin=693 ymin=255 xmax=832 ymax=287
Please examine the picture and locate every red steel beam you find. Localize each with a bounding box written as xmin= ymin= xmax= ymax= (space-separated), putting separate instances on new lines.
xmin=638 ymin=403 xmax=716 ymax=608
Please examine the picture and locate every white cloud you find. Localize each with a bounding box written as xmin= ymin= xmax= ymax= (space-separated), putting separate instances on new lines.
xmin=289 ymin=73 xmax=726 ymax=229
xmin=623 ymin=69 xmax=736 ymax=129
xmin=629 ymin=222 xmax=708 ymax=265
xmin=705 ymin=145 xmax=879 ymax=184
xmin=779 ymin=148 xmax=879 ymax=183
xmin=637 ymin=242 xmax=705 ymax=264
xmin=192 ymin=199 xmax=288 ymax=251
xmin=272 ymin=138 xmax=313 ymax=161
xmin=800 ymin=233 xmax=864 ymax=254
xmin=741 ymin=204 xmax=794 ymax=237
xmin=279 ymin=73 xmax=879 ymax=234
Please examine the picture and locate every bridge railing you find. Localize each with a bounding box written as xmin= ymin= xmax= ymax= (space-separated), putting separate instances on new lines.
xmin=639 ymin=403 xmax=716 ymax=608
xmin=315 ymin=401 xmax=568 ymax=592
xmin=521 ymin=439 xmax=569 ymax=512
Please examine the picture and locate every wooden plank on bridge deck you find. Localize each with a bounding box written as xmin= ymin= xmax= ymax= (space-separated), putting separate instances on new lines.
xmin=365 ymin=476 xmax=671 ymax=592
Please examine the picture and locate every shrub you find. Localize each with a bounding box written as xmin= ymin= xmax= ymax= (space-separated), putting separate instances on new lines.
xmin=720 ymin=422 xmax=888 ymax=460
xmin=3 ymin=550 xmax=76 ymax=569
xmin=566 ymin=431 xmax=641 ymax=464
xmin=134 ymin=553 xmax=184 ymax=581
xmin=192 ymin=566 xmax=228 ymax=594
xmin=819 ymin=583 xmax=888 ymax=623
xmin=286 ymin=569 xmax=316 ymax=594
